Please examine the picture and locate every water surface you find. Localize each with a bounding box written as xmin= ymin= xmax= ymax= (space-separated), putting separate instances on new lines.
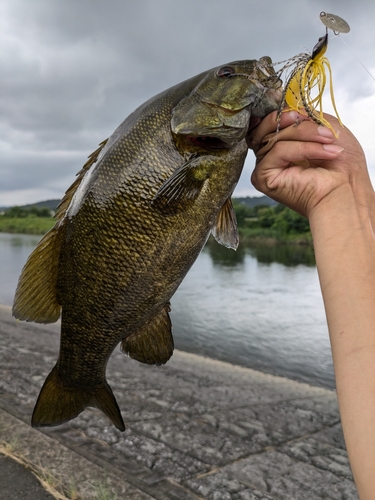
xmin=0 ymin=233 xmax=333 ymax=388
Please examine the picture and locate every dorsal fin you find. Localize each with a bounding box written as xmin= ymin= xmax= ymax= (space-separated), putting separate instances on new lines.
xmin=55 ymin=139 xmax=108 ymax=222
xmin=12 ymin=139 xmax=108 ymax=324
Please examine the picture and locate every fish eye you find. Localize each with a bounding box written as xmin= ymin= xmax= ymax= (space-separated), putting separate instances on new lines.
xmin=216 ymin=66 xmax=235 ymax=78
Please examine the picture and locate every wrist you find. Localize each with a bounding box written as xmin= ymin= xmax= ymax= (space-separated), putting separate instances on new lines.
xmin=309 ymin=182 xmax=375 ymax=239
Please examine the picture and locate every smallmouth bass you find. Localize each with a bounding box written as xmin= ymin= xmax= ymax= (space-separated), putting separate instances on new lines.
xmin=13 ymin=58 xmax=282 ymax=430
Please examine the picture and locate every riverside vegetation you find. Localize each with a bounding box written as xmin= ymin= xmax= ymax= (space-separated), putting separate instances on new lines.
xmin=0 ymin=199 xmax=312 ymax=245
xmin=0 ymin=206 xmax=56 ymax=235
xmin=232 ymin=199 xmax=312 ymax=245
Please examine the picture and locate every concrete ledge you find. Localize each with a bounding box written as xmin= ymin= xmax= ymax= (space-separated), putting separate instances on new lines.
xmin=0 ymin=304 xmax=358 ymax=499
xmin=0 ymin=407 xmax=155 ymax=499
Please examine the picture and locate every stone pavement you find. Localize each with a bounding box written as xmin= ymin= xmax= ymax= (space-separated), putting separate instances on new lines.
xmin=0 ymin=304 xmax=359 ymax=499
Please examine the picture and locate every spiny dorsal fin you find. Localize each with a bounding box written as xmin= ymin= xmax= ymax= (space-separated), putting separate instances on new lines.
xmin=55 ymin=139 xmax=108 ymax=222
xmin=211 ymin=197 xmax=239 ymax=249
xmin=12 ymin=139 xmax=109 ymax=324
xmin=121 ymin=303 xmax=174 ymax=365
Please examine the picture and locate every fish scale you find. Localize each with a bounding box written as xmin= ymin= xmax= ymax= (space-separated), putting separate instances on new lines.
xmin=13 ymin=58 xmax=282 ymax=431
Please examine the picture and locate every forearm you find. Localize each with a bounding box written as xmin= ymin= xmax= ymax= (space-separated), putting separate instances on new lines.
xmin=309 ymin=185 xmax=375 ymax=499
xmin=249 ymin=111 xmax=375 ymax=497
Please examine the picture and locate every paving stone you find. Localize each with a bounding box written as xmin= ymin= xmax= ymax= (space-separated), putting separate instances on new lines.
xmin=280 ymin=436 xmax=353 ymax=480
xmin=0 ymin=304 xmax=359 ymax=499
xmin=223 ymin=451 xmax=358 ymax=500
xmin=236 ymin=397 xmax=338 ymax=439
xmin=0 ymin=409 xmax=155 ymax=500
xmin=314 ymin=423 xmax=347 ymax=449
xmin=184 ymin=471 xmax=275 ymax=500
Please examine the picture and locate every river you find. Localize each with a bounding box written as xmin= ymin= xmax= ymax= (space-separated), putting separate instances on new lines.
xmin=0 ymin=232 xmax=334 ymax=389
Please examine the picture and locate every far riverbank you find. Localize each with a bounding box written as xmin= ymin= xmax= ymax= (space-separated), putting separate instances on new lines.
xmin=1 ymin=232 xmax=329 ymax=388
xmin=0 ymin=215 xmax=313 ymax=246
xmin=0 ymin=197 xmax=313 ymax=244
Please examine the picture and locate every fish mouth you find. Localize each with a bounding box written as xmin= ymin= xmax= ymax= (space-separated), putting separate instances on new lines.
xmin=182 ymin=135 xmax=229 ymax=150
xmin=181 ymin=114 xmax=264 ymax=151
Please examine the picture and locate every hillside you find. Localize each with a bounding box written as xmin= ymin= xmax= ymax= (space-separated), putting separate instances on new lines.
xmin=1 ymin=196 xmax=275 ymax=213
xmin=234 ymin=195 xmax=278 ymax=208
xmin=0 ymin=199 xmax=60 ymax=212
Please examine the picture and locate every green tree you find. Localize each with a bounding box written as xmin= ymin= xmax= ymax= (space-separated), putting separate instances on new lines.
xmin=257 ymin=207 xmax=276 ymax=228
xmin=29 ymin=206 xmax=52 ymax=217
xmin=272 ymin=207 xmax=310 ymax=234
xmin=4 ymin=206 xmax=27 ymax=218
xmin=232 ymin=201 xmax=253 ymax=226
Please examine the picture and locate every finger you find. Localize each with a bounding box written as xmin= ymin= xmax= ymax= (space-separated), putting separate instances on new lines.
xmin=248 ymin=110 xmax=344 ymax=154
xmin=247 ymin=110 xmax=304 ymax=152
xmin=256 ymin=121 xmax=338 ymax=161
xmin=255 ymin=140 xmax=344 ymax=174
xmin=251 ymin=145 xmax=339 ymax=204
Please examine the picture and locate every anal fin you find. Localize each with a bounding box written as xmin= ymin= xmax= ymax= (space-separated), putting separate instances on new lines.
xmin=121 ymin=303 xmax=174 ymax=365
xmin=211 ymin=197 xmax=239 ymax=250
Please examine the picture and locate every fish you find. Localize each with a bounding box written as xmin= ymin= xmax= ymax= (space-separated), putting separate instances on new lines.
xmin=12 ymin=57 xmax=282 ymax=431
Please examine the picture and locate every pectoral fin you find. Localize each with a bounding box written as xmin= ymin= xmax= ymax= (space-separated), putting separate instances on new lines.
xmin=152 ymin=156 xmax=209 ymax=213
xmin=121 ymin=303 xmax=174 ymax=365
xmin=211 ymin=197 xmax=239 ymax=250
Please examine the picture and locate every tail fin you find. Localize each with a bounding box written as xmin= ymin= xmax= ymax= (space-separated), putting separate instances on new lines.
xmin=31 ymin=366 xmax=125 ymax=431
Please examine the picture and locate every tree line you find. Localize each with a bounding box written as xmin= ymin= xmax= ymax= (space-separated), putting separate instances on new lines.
xmin=232 ymin=200 xmax=311 ymax=236
xmin=0 ymin=200 xmax=311 ymax=241
xmin=1 ymin=206 xmax=53 ymax=218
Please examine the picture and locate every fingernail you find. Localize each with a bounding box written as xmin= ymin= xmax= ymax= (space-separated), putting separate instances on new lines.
xmin=287 ymin=110 xmax=299 ymax=121
xmin=318 ymin=126 xmax=334 ymax=138
xmin=323 ymin=144 xmax=344 ymax=154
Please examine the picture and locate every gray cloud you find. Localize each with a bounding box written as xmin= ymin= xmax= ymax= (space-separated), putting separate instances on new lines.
xmin=1 ymin=0 xmax=375 ymax=205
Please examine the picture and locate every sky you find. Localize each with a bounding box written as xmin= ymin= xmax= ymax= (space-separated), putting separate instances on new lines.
xmin=1 ymin=0 xmax=375 ymax=206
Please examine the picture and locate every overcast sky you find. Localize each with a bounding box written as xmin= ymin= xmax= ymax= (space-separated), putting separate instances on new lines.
xmin=1 ymin=0 xmax=375 ymax=206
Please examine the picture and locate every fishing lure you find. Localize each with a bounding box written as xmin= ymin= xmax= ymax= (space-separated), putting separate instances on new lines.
xmin=319 ymin=11 xmax=350 ymax=35
xmin=275 ymin=12 xmax=350 ymax=136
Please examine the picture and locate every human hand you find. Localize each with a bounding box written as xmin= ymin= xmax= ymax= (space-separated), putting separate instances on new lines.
xmin=250 ymin=112 xmax=375 ymax=500
xmin=248 ymin=111 xmax=369 ymax=218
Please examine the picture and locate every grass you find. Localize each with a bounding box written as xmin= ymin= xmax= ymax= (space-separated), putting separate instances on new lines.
xmin=239 ymin=227 xmax=313 ymax=245
xmin=0 ymin=216 xmax=55 ymax=235
xmin=93 ymin=483 xmax=118 ymax=500
xmin=0 ymin=439 xmax=119 ymax=500
xmin=0 ymin=439 xmax=72 ymax=499
xmin=0 ymin=213 xmax=313 ymax=247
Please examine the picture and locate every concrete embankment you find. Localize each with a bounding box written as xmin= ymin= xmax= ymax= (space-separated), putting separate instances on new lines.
xmin=0 ymin=304 xmax=358 ymax=499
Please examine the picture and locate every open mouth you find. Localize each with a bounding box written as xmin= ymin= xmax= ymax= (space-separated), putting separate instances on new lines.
xmin=184 ymin=135 xmax=229 ymax=150
xmin=183 ymin=114 xmax=264 ymax=151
